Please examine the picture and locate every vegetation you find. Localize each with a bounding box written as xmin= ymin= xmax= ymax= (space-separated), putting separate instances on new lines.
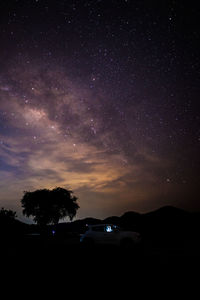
xmin=21 ymin=187 xmax=79 ymax=226
xmin=0 ymin=207 xmax=17 ymax=223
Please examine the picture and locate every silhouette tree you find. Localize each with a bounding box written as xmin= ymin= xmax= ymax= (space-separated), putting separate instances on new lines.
xmin=0 ymin=207 xmax=17 ymax=223
xmin=21 ymin=187 xmax=79 ymax=226
xmin=0 ymin=208 xmax=18 ymax=239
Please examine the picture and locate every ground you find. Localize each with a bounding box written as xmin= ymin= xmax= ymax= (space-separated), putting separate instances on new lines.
xmin=1 ymin=235 xmax=199 ymax=294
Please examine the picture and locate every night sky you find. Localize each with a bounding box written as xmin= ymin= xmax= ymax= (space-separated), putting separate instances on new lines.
xmin=0 ymin=0 xmax=200 ymax=221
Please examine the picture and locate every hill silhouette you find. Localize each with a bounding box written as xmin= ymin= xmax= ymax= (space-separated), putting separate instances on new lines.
xmin=1 ymin=205 xmax=200 ymax=248
xmin=49 ymin=205 xmax=200 ymax=247
xmin=1 ymin=205 xmax=200 ymax=274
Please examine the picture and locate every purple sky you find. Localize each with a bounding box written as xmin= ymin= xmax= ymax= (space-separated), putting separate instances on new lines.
xmin=0 ymin=1 xmax=200 ymax=222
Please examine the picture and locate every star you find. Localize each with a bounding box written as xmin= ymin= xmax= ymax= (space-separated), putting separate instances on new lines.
xmin=0 ymin=0 xmax=199 ymax=221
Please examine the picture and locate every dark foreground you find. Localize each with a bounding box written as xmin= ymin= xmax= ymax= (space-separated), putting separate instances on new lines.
xmin=1 ymin=235 xmax=200 ymax=295
xmin=1 ymin=206 xmax=200 ymax=294
xmin=2 ymin=234 xmax=200 ymax=269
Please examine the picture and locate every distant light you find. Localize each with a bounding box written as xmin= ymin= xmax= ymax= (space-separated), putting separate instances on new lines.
xmin=52 ymin=230 xmax=56 ymax=235
xmin=106 ymin=225 xmax=112 ymax=233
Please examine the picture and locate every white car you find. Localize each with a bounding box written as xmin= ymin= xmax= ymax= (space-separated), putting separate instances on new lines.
xmin=80 ymin=224 xmax=141 ymax=248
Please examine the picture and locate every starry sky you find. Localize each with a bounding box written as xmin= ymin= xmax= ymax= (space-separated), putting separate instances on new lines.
xmin=0 ymin=0 xmax=200 ymax=221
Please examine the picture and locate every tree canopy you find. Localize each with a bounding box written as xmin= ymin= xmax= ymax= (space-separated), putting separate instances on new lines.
xmin=21 ymin=187 xmax=79 ymax=226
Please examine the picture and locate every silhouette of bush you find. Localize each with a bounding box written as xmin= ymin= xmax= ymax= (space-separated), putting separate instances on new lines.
xmin=0 ymin=207 xmax=18 ymax=240
xmin=0 ymin=207 xmax=17 ymax=223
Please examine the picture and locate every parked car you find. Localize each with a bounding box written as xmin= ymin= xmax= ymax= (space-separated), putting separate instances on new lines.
xmin=80 ymin=224 xmax=141 ymax=248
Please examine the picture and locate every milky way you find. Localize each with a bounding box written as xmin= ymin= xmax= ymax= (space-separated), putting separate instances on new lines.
xmin=0 ymin=1 xmax=200 ymax=221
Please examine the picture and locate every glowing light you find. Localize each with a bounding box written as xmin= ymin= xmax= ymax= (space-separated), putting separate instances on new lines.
xmin=106 ymin=225 xmax=112 ymax=233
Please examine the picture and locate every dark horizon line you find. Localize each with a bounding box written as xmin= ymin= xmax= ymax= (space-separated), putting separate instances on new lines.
xmin=15 ymin=204 xmax=200 ymax=225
